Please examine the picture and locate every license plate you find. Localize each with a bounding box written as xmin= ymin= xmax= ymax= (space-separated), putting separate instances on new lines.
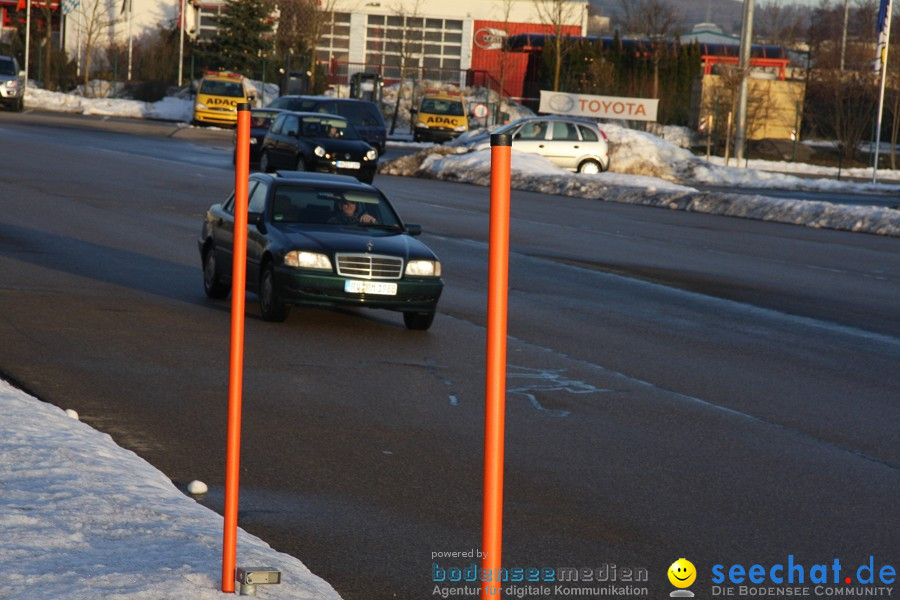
xmin=344 ymin=280 xmax=397 ymax=295
xmin=335 ymin=160 xmax=361 ymax=169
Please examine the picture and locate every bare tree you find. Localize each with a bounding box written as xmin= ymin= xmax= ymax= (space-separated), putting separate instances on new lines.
xmin=754 ymin=1 xmax=810 ymax=48
xmin=386 ymin=0 xmax=424 ymax=133
xmin=71 ymin=0 xmax=118 ymax=94
xmin=274 ymin=0 xmax=337 ymax=92
xmin=496 ymin=0 xmax=515 ymax=102
xmin=532 ymin=0 xmax=586 ymax=91
xmin=806 ymin=0 xmax=881 ymax=162
xmin=616 ymin=0 xmax=681 ymax=98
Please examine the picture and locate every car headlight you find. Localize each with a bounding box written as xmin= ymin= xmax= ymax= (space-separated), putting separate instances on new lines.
xmin=284 ymin=251 xmax=332 ymax=270
xmin=249 ymin=138 xmax=257 ymax=144
xmin=314 ymin=145 xmax=326 ymax=158
xmin=405 ymin=260 xmax=441 ymax=277
xmin=454 ymin=125 xmax=467 ymax=132
xmin=415 ymin=122 xmax=428 ymax=128
xmin=4 ymin=80 xmax=18 ymax=89
xmin=195 ymin=101 xmax=208 ymax=110
xmin=365 ymin=149 xmax=378 ymax=161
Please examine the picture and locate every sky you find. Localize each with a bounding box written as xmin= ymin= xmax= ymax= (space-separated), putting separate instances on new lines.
xmin=2 ymin=84 xmax=898 ymax=598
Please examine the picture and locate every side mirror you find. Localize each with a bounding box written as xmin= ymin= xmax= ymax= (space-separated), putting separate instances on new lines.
xmin=405 ymin=223 xmax=422 ymax=236
xmin=18 ymin=70 xmax=25 ymax=79
xmin=248 ymin=212 xmax=265 ymax=230
xmin=286 ymin=129 xmax=298 ymax=137
xmin=409 ymin=108 xmax=418 ymax=115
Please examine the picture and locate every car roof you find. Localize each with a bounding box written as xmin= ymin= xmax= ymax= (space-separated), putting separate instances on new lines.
xmin=276 ymin=110 xmax=348 ymax=121
xmin=525 ymin=115 xmax=600 ymax=126
xmin=274 ymin=95 xmax=376 ymax=105
xmin=252 ymin=171 xmax=376 ymax=190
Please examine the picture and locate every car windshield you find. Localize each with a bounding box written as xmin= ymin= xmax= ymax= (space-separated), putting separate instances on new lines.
xmin=420 ymin=98 xmax=464 ymax=116
xmin=299 ymin=116 xmax=360 ymax=140
xmin=200 ymin=80 xmax=244 ymax=97
xmin=271 ymin=185 xmax=401 ymax=228
xmin=0 ymin=59 xmax=16 ymax=76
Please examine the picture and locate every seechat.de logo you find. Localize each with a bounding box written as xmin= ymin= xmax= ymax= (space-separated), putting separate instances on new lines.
xmin=668 ymin=558 xmax=697 ymax=598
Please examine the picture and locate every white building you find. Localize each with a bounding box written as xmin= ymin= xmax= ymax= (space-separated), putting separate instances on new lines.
xmin=62 ymin=0 xmax=586 ymax=91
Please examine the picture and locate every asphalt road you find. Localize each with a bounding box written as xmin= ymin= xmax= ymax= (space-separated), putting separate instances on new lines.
xmin=1 ymin=112 xmax=898 ymax=599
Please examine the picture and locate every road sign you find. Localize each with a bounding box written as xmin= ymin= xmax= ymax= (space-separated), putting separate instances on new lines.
xmin=473 ymin=103 xmax=489 ymax=119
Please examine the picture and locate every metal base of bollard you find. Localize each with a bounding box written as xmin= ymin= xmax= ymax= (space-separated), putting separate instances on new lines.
xmin=239 ymin=582 xmax=257 ymax=596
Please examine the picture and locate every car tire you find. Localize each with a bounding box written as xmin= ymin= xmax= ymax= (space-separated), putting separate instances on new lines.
xmin=259 ymin=151 xmax=271 ymax=173
xmin=259 ymin=262 xmax=289 ymax=322
xmin=202 ymin=246 xmax=231 ymax=299
xmin=577 ymin=159 xmax=602 ymax=175
xmin=403 ymin=311 xmax=435 ymax=331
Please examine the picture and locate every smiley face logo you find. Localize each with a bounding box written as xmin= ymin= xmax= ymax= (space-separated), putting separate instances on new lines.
xmin=668 ymin=558 xmax=697 ymax=588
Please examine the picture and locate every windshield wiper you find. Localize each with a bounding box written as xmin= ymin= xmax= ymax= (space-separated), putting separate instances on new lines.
xmin=363 ymin=224 xmax=403 ymax=231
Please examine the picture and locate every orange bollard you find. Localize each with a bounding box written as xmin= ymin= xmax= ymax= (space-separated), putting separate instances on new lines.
xmin=222 ymin=103 xmax=251 ymax=593
xmin=482 ymin=133 xmax=512 ymax=599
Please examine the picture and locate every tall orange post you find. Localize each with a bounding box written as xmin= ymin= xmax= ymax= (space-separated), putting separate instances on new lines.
xmin=482 ymin=133 xmax=512 ymax=599
xmin=222 ymin=103 xmax=251 ymax=593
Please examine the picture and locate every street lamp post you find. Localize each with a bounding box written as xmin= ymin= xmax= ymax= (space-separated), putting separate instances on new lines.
xmin=733 ymin=0 xmax=755 ymax=164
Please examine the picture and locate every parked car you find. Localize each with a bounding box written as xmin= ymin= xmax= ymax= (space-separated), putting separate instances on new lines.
xmin=465 ymin=116 xmax=610 ymax=174
xmin=193 ymin=71 xmax=256 ymax=127
xmin=259 ymin=111 xmax=378 ymax=183
xmin=265 ymin=96 xmax=386 ymax=154
xmin=232 ymin=107 xmax=284 ymax=165
xmin=198 ymin=171 xmax=443 ymax=329
xmin=0 ymin=55 xmax=24 ymax=112
xmin=411 ymin=89 xmax=469 ymax=143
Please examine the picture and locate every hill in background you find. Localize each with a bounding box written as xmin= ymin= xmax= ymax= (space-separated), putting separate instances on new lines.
xmin=590 ymin=0 xmax=745 ymax=35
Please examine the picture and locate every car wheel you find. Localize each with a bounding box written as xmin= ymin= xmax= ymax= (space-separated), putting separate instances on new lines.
xmin=202 ymin=246 xmax=231 ymax=299
xmin=403 ymin=311 xmax=435 ymax=331
xmin=259 ymin=151 xmax=271 ymax=173
xmin=259 ymin=262 xmax=289 ymax=322
xmin=578 ymin=159 xmax=602 ymax=175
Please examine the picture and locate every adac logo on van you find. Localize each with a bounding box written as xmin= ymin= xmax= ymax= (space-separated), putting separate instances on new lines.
xmin=205 ymin=97 xmax=238 ymax=107
xmin=425 ymin=115 xmax=461 ymax=127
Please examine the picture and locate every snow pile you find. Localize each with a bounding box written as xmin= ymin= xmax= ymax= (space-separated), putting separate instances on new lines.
xmin=0 ymin=380 xmax=341 ymax=599
xmin=25 ymin=85 xmax=195 ymax=121
xmin=379 ymin=122 xmax=900 ymax=236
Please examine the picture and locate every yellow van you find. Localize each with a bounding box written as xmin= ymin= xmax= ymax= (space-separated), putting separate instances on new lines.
xmin=412 ymin=90 xmax=469 ymax=143
xmin=193 ymin=71 xmax=255 ymax=127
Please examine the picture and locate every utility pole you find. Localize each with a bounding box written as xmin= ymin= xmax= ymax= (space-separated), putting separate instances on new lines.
xmin=733 ymin=0 xmax=755 ymax=164
xmin=839 ymin=0 xmax=849 ymax=71
xmin=24 ymin=0 xmax=31 ymax=91
xmin=178 ymin=0 xmax=186 ymax=86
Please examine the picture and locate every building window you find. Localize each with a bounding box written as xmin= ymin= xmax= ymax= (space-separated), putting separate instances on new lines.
xmin=358 ymin=14 xmax=464 ymax=74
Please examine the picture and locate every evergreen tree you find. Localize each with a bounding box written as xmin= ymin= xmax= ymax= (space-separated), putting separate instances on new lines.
xmin=205 ymin=0 xmax=274 ymax=74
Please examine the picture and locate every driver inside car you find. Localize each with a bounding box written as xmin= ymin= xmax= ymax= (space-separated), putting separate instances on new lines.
xmin=327 ymin=199 xmax=377 ymax=225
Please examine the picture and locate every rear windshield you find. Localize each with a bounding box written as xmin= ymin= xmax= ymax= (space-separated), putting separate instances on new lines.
xmin=271 ymin=185 xmax=400 ymax=227
xmin=268 ymin=98 xmax=384 ymax=127
xmin=299 ymin=116 xmax=360 ymax=140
